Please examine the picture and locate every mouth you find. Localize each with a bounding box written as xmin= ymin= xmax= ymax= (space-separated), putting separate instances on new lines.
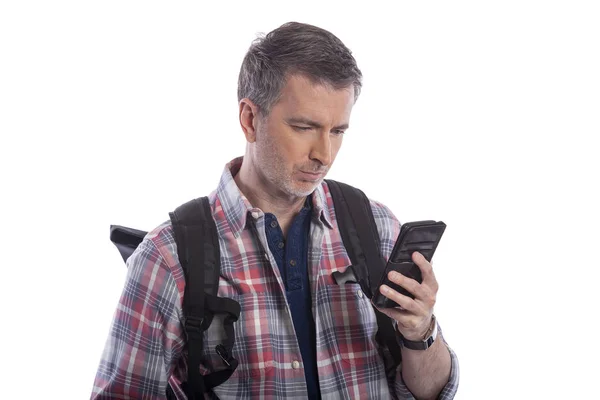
xmin=298 ymin=170 xmax=325 ymax=181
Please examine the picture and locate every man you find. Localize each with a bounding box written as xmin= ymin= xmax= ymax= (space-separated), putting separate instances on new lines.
xmin=92 ymin=22 xmax=459 ymax=399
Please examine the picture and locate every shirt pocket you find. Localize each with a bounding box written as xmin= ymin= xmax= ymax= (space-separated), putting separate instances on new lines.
xmin=324 ymin=283 xmax=380 ymax=367
xmin=228 ymin=292 xmax=276 ymax=378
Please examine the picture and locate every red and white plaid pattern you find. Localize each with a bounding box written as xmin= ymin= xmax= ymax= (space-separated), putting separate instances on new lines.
xmin=91 ymin=157 xmax=459 ymax=399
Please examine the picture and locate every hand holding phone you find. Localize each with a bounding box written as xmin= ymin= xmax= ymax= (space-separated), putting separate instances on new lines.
xmin=372 ymin=220 xmax=446 ymax=309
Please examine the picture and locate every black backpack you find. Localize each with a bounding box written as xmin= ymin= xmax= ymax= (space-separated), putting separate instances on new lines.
xmin=109 ymin=180 xmax=402 ymax=399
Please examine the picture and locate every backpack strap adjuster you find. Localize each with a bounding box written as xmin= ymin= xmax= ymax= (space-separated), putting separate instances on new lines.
xmin=184 ymin=316 xmax=205 ymax=337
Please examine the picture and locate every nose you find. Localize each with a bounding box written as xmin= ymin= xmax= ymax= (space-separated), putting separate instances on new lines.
xmin=309 ymin=132 xmax=332 ymax=167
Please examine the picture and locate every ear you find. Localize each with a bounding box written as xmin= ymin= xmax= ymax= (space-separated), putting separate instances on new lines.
xmin=239 ymin=98 xmax=260 ymax=143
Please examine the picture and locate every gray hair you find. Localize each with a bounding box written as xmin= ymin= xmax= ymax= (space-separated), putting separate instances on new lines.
xmin=237 ymin=22 xmax=363 ymax=116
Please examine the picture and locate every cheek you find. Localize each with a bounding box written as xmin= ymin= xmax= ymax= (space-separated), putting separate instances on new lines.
xmin=330 ymin=137 xmax=343 ymax=159
xmin=280 ymin=132 xmax=311 ymax=159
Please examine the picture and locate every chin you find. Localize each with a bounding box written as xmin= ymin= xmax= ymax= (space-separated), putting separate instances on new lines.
xmin=288 ymin=180 xmax=322 ymax=197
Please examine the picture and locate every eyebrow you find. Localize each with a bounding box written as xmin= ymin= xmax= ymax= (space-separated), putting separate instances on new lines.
xmin=285 ymin=117 xmax=349 ymax=131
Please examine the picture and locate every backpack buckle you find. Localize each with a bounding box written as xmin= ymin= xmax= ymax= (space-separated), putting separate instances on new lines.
xmin=185 ymin=316 xmax=205 ymax=336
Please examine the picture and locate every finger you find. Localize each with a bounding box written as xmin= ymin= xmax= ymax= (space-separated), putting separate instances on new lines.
xmin=387 ymin=270 xmax=436 ymax=307
xmin=379 ymin=284 xmax=419 ymax=313
xmin=374 ymin=304 xmax=411 ymax=321
xmin=387 ymin=270 xmax=425 ymax=299
xmin=374 ymin=305 xmax=425 ymax=335
xmin=412 ymin=252 xmax=439 ymax=291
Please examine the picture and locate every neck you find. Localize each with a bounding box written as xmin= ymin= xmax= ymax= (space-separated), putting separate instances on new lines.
xmin=234 ymin=159 xmax=307 ymax=230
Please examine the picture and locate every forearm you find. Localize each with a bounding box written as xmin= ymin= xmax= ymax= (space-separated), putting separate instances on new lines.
xmin=400 ymin=335 xmax=452 ymax=400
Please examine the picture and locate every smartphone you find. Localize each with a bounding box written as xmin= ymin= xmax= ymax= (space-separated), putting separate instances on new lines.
xmin=372 ymin=220 xmax=446 ymax=309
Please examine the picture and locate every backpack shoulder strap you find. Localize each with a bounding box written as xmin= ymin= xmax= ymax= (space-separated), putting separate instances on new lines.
xmin=325 ymin=180 xmax=403 ymax=371
xmin=169 ymin=197 xmax=241 ymax=399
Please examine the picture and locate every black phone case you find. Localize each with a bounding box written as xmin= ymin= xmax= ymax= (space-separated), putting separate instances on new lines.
xmin=372 ymin=220 xmax=446 ymax=309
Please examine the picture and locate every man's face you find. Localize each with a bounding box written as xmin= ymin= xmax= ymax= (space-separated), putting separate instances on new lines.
xmin=251 ymin=74 xmax=355 ymax=198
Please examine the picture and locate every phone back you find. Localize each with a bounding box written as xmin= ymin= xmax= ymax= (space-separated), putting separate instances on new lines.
xmin=373 ymin=220 xmax=446 ymax=308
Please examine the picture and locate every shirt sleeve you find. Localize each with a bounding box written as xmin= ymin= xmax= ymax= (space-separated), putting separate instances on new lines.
xmin=369 ymin=200 xmax=460 ymax=399
xmin=91 ymin=235 xmax=185 ymax=399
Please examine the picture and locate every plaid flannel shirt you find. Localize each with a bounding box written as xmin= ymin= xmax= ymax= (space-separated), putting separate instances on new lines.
xmin=92 ymin=157 xmax=459 ymax=399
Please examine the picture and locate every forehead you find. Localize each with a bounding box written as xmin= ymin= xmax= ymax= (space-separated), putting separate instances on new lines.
xmin=272 ymin=74 xmax=355 ymax=119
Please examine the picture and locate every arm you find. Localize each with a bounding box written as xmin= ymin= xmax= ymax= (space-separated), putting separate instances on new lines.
xmin=91 ymin=236 xmax=185 ymax=399
xmin=397 ymin=321 xmax=459 ymax=399
xmin=379 ymin=251 xmax=452 ymax=399
xmin=370 ymin=200 xmax=460 ymax=399
xmin=391 ymin=323 xmax=460 ymax=400
xmin=402 ymin=336 xmax=450 ymax=393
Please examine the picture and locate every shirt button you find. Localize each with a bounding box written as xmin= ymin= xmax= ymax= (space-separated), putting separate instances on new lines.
xmin=278 ymin=242 xmax=285 ymax=249
xmin=292 ymin=360 xmax=300 ymax=369
xmin=251 ymin=211 xmax=259 ymax=219
xmin=270 ymin=220 xmax=278 ymax=228
xmin=290 ymin=259 xmax=296 ymax=266
xmin=357 ymin=290 xmax=364 ymax=299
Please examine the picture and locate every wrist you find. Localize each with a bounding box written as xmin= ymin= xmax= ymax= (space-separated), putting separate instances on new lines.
xmin=396 ymin=314 xmax=438 ymax=350
xmin=397 ymin=314 xmax=434 ymax=340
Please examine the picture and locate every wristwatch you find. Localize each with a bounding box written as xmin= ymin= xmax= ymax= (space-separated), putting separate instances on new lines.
xmin=396 ymin=314 xmax=438 ymax=350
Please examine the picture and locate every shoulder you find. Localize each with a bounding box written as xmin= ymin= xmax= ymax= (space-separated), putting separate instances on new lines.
xmin=127 ymin=220 xmax=186 ymax=297
xmin=133 ymin=220 xmax=176 ymax=265
xmin=144 ymin=220 xmax=177 ymax=261
xmin=322 ymin=179 xmax=401 ymax=229
xmin=368 ymin=198 xmax=401 ymax=227
xmin=322 ymin=180 xmax=401 ymax=260
xmin=368 ymin=198 xmax=402 ymax=260
xmin=130 ymin=192 xmax=219 ymax=293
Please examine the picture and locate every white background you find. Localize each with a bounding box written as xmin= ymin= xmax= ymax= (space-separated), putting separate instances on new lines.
xmin=1 ymin=1 xmax=599 ymax=399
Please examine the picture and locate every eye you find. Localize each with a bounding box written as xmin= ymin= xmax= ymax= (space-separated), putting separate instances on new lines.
xmin=332 ymin=129 xmax=346 ymax=136
xmin=293 ymin=126 xmax=312 ymax=132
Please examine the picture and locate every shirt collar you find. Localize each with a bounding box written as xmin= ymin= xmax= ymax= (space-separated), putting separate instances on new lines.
xmin=311 ymin=180 xmax=335 ymax=229
xmin=216 ymin=157 xmax=334 ymax=237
